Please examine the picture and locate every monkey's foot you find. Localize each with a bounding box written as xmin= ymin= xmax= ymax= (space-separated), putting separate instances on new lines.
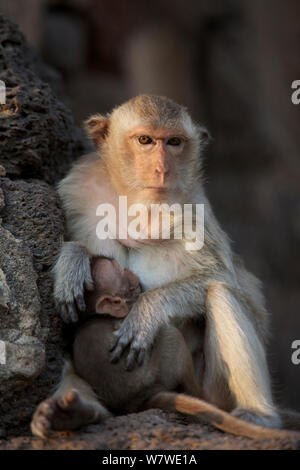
xmin=30 ymin=389 xmax=101 ymax=439
xmin=231 ymin=408 xmax=281 ymax=429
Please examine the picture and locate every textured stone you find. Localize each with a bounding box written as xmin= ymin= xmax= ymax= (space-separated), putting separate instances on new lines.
xmin=0 ymin=178 xmax=65 ymax=437
xmin=0 ymin=410 xmax=299 ymax=450
xmin=0 ymin=16 xmax=89 ymax=183
xmin=0 ymin=16 xmax=89 ymax=439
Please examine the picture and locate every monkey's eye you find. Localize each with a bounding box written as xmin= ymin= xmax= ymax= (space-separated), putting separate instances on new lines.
xmin=138 ymin=135 xmax=153 ymax=145
xmin=167 ymin=137 xmax=182 ymax=146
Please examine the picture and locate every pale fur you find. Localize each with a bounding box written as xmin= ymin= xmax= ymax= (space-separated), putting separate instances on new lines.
xmin=33 ymin=95 xmax=286 ymax=438
xmin=59 ymin=95 xmax=278 ymax=419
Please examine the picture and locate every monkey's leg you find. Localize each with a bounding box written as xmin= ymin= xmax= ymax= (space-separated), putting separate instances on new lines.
xmin=30 ymin=361 xmax=111 ymax=439
xmin=144 ymin=328 xmax=300 ymax=439
xmin=203 ymin=282 xmax=281 ymax=428
xmin=53 ymin=242 xmax=94 ymax=323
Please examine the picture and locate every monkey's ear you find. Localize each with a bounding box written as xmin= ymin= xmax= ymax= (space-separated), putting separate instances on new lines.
xmin=95 ymin=295 xmax=129 ymax=318
xmin=84 ymin=114 xmax=110 ymax=146
xmin=198 ymin=125 xmax=212 ymax=147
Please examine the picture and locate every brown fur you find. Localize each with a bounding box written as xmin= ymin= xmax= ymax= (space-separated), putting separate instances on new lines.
xmin=82 ymin=257 xmax=141 ymax=318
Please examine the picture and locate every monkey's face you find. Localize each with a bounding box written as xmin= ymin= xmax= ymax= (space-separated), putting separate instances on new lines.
xmin=125 ymin=126 xmax=188 ymax=202
xmin=85 ymin=96 xmax=210 ymax=204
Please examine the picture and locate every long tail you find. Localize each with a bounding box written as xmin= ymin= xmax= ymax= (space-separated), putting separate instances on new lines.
xmin=146 ymin=392 xmax=300 ymax=440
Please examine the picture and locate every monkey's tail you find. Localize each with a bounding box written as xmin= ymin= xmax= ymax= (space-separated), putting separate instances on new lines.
xmin=146 ymin=392 xmax=300 ymax=441
xmin=280 ymin=409 xmax=300 ymax=431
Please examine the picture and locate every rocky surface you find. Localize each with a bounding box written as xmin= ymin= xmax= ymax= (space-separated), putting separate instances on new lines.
xmin=0 ymin=177 xmax=65 ymax=437
xmin=0 ymin=16 xmax=88 ymax=183
xmin=1 ymin=410 xmax=299 ymax=450
xmin=0 ymin=17 xmax=90 ymax=438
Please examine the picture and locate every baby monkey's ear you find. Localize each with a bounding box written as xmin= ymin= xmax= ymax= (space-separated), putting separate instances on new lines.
xmin=95 ymin=295 xmax=129 ymax=318
xmin=84 ymin=114 xmax=110 ymax=146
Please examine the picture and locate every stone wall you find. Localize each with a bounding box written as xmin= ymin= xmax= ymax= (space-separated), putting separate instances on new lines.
xmin=0 ymin=17 xmax=89 ymax=437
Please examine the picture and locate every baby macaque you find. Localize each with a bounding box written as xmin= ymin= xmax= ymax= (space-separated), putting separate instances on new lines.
xmin=33 ymin=258 xmax=300 ymax=439
xmin=71 ymin=257 xmax=300 ymax=440
xmin=73 ymin=257 xmax=202 ymax=414
xmin=71 ymin=257 xmax=300 ymax=439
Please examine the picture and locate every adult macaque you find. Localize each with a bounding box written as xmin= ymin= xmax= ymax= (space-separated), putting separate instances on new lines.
xmin=31 ymin=94 xmax=300 ymax=439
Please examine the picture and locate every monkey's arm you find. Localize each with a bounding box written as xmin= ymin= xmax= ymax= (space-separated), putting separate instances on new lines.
xmin=110 ymin=274 xmax=208 ymax=369
xmin=53 ymin=242 xmax=94 ymax=323
xmin=110 ymin=276 xmax=282 ymax=429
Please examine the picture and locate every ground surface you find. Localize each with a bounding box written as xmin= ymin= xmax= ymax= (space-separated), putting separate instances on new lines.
xmin=1 ymin=410 xmax=299 ymax=450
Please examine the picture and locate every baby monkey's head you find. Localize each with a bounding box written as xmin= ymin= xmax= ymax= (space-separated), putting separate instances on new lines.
xmin=84 ymin=257 xmax=141 ymax=318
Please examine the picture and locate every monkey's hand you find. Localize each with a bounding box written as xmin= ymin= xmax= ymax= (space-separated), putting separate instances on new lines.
xmin=109 ymin=294 xmax=161 ymax=370
xmin=53 ymin=242 xmax=94 ymax=323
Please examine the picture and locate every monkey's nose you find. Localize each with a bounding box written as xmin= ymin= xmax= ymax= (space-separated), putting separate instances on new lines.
xmin=155 ymin=162 xmax=169 ymax=175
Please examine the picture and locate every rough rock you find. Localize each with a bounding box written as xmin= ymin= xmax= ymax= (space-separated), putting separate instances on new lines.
xmin=0 ymin=410 xmax=299 ymax=450
xmin=0 ymin=16 xmax=89 ymax=183
xmin=0 ymin=178 xmax=65 ymax=437
xmin=0 ymin=17 xmax=91 ymax=438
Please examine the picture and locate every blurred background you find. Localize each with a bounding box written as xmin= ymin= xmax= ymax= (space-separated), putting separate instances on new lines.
xmin=1 ymin=0 xmax=299 ymax=411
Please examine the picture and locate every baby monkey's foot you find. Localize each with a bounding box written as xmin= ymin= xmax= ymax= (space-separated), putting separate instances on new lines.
xmin=30 ymin=389 xmax=100 ymax=438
